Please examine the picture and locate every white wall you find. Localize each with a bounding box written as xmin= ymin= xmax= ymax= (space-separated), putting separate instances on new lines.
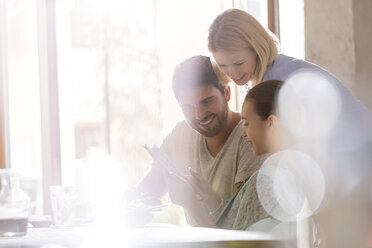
xmin=304 ymin=0 xmax=372 ymax=109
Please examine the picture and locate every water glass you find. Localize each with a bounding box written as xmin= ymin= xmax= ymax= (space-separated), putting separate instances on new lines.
xmin=50 ymin=186 xmax=76 ymax=228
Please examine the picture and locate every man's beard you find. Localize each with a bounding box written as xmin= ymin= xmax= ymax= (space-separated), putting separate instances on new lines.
xmin=192 ymin=104 xmax=228 ymax=137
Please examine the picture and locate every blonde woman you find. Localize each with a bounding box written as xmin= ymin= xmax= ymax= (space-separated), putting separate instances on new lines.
xmin=208 ymin=8 xmax=278 ymax=87
xmin=208 ymin=8 xmax=363 ymax=99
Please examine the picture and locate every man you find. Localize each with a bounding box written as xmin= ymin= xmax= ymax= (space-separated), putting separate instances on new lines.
xmin=131 ymin=55 xmax=264 ymax=225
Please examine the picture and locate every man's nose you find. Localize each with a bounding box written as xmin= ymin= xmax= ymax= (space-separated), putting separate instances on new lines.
xmin=195 ymin=106 xmax=207 ymax=120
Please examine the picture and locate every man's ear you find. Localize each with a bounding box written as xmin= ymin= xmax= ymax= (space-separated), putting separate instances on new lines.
xmin=224 ymin=86 xmax=231 ymax=102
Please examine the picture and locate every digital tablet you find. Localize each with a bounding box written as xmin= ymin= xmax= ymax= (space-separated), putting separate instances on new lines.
xmin=143 ymin=144 xmax=185 ymax=178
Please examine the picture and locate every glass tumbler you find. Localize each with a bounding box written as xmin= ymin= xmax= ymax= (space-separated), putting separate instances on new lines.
xmin=50 ymin=186 xmax=77 ymax=228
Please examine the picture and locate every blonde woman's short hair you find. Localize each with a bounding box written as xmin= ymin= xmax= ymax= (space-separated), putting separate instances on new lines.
xmin=208 ymin=8 xmax=279 ymax=86
xmin=211 ymin=61 xmax=231 ymax=86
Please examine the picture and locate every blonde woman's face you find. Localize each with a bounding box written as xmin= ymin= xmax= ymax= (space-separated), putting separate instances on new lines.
xmin=213 ymin=49 xmax=257 ymax=86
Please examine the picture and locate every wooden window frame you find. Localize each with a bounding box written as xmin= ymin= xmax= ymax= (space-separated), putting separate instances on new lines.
xmin=0 ymin=0 xmax=10 ymax=169
xmin=268 ymin=0 xmax=280 ymax=39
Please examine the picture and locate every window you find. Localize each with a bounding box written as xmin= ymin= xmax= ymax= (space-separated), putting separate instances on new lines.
xmin=2 ymin=0 xmax=43 ymax=215
xmin=233 ymin=0 xmax=305 ymax=108
xmin=0 ymin=0 xmax=228 ymax=222
xmin=278 ymin=0 xmax=304 ymax=59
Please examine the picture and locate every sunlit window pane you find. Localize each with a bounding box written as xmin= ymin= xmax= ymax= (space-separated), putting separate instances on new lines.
xmin=279 ymin=0 xmax=304 ymax=59
xmin=4 ymin=0 xmax=227 ymax=224
xmin=55 ymin=0 xmax=163 ymax=191
xmin=7 ymin=0 xmax=43 ymax=215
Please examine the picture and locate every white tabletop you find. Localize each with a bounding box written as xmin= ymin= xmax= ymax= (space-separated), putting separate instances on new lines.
xmin=0 ymin=224 xmax=291 ymax=248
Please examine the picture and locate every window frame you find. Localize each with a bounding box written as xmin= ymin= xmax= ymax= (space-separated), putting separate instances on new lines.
xmin=0 ymin=0 xmax=10 ymax=170
xmin=267 ymin=0 xmax=280 ymax=39
xmin=36 ymin=0 xmax=62 ymax=214
xmin=0 ymin=0 xmax=63 ymax=213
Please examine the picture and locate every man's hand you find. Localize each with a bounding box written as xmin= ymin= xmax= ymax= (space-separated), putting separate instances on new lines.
xmin=186 ymin=167 xmax=222 ymax=213
xmin=166 ymin=171 xmax=218 ymax=227
xmin=166 ymin=172 xmax=198 ymax=208
xmin=121 ymin=190 xmax=161 ymax=227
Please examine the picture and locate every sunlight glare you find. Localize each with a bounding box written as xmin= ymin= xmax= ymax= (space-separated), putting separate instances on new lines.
xmin=86 ymin=155 xmax=126 ymax=227
xmin=256 ymin=150 xmax=325 ymax=222
xmin=278 ymin=70 xmax=341 ymax=138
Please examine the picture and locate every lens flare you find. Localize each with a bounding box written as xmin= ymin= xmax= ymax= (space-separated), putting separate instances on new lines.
xmin=257 ymin=150 xmax=325 ymax=222
xmin=278 ymin=70 xmax=341 ymax=138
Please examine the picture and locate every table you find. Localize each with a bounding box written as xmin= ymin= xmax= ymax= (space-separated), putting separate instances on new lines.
xmin=0 ymin=224 xmax=293 ymax=248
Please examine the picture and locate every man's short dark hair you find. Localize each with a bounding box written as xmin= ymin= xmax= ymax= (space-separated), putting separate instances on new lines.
xmin=172 ymin=55 xmax=225 ymax=99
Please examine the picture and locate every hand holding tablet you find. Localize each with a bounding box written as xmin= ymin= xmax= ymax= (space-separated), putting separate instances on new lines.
xmin=143 ymin=144 xmax=186 ymax=178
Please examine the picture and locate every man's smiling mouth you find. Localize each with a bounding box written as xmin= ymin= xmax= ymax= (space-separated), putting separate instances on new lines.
xmin=198 ymin=115 xmax=215 ymax=126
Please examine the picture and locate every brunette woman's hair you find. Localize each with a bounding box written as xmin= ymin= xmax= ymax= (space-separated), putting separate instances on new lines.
xmin=244 ymin=79 xmax=284 ymax=119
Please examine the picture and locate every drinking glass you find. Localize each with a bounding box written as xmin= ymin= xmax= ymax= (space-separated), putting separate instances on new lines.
xmin=50 ymin=186 xmax=77 ymax=227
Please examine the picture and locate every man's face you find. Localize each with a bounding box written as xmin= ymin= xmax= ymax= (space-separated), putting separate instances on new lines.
xmin=177 ymin=85 xmax=229 ymax=137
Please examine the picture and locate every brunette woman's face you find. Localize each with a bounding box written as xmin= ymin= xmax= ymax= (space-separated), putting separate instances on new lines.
xmin=213 ymin=49 xmax=257 ymax=86
xmin=241 ymin=100 xmax=270 ymax=155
